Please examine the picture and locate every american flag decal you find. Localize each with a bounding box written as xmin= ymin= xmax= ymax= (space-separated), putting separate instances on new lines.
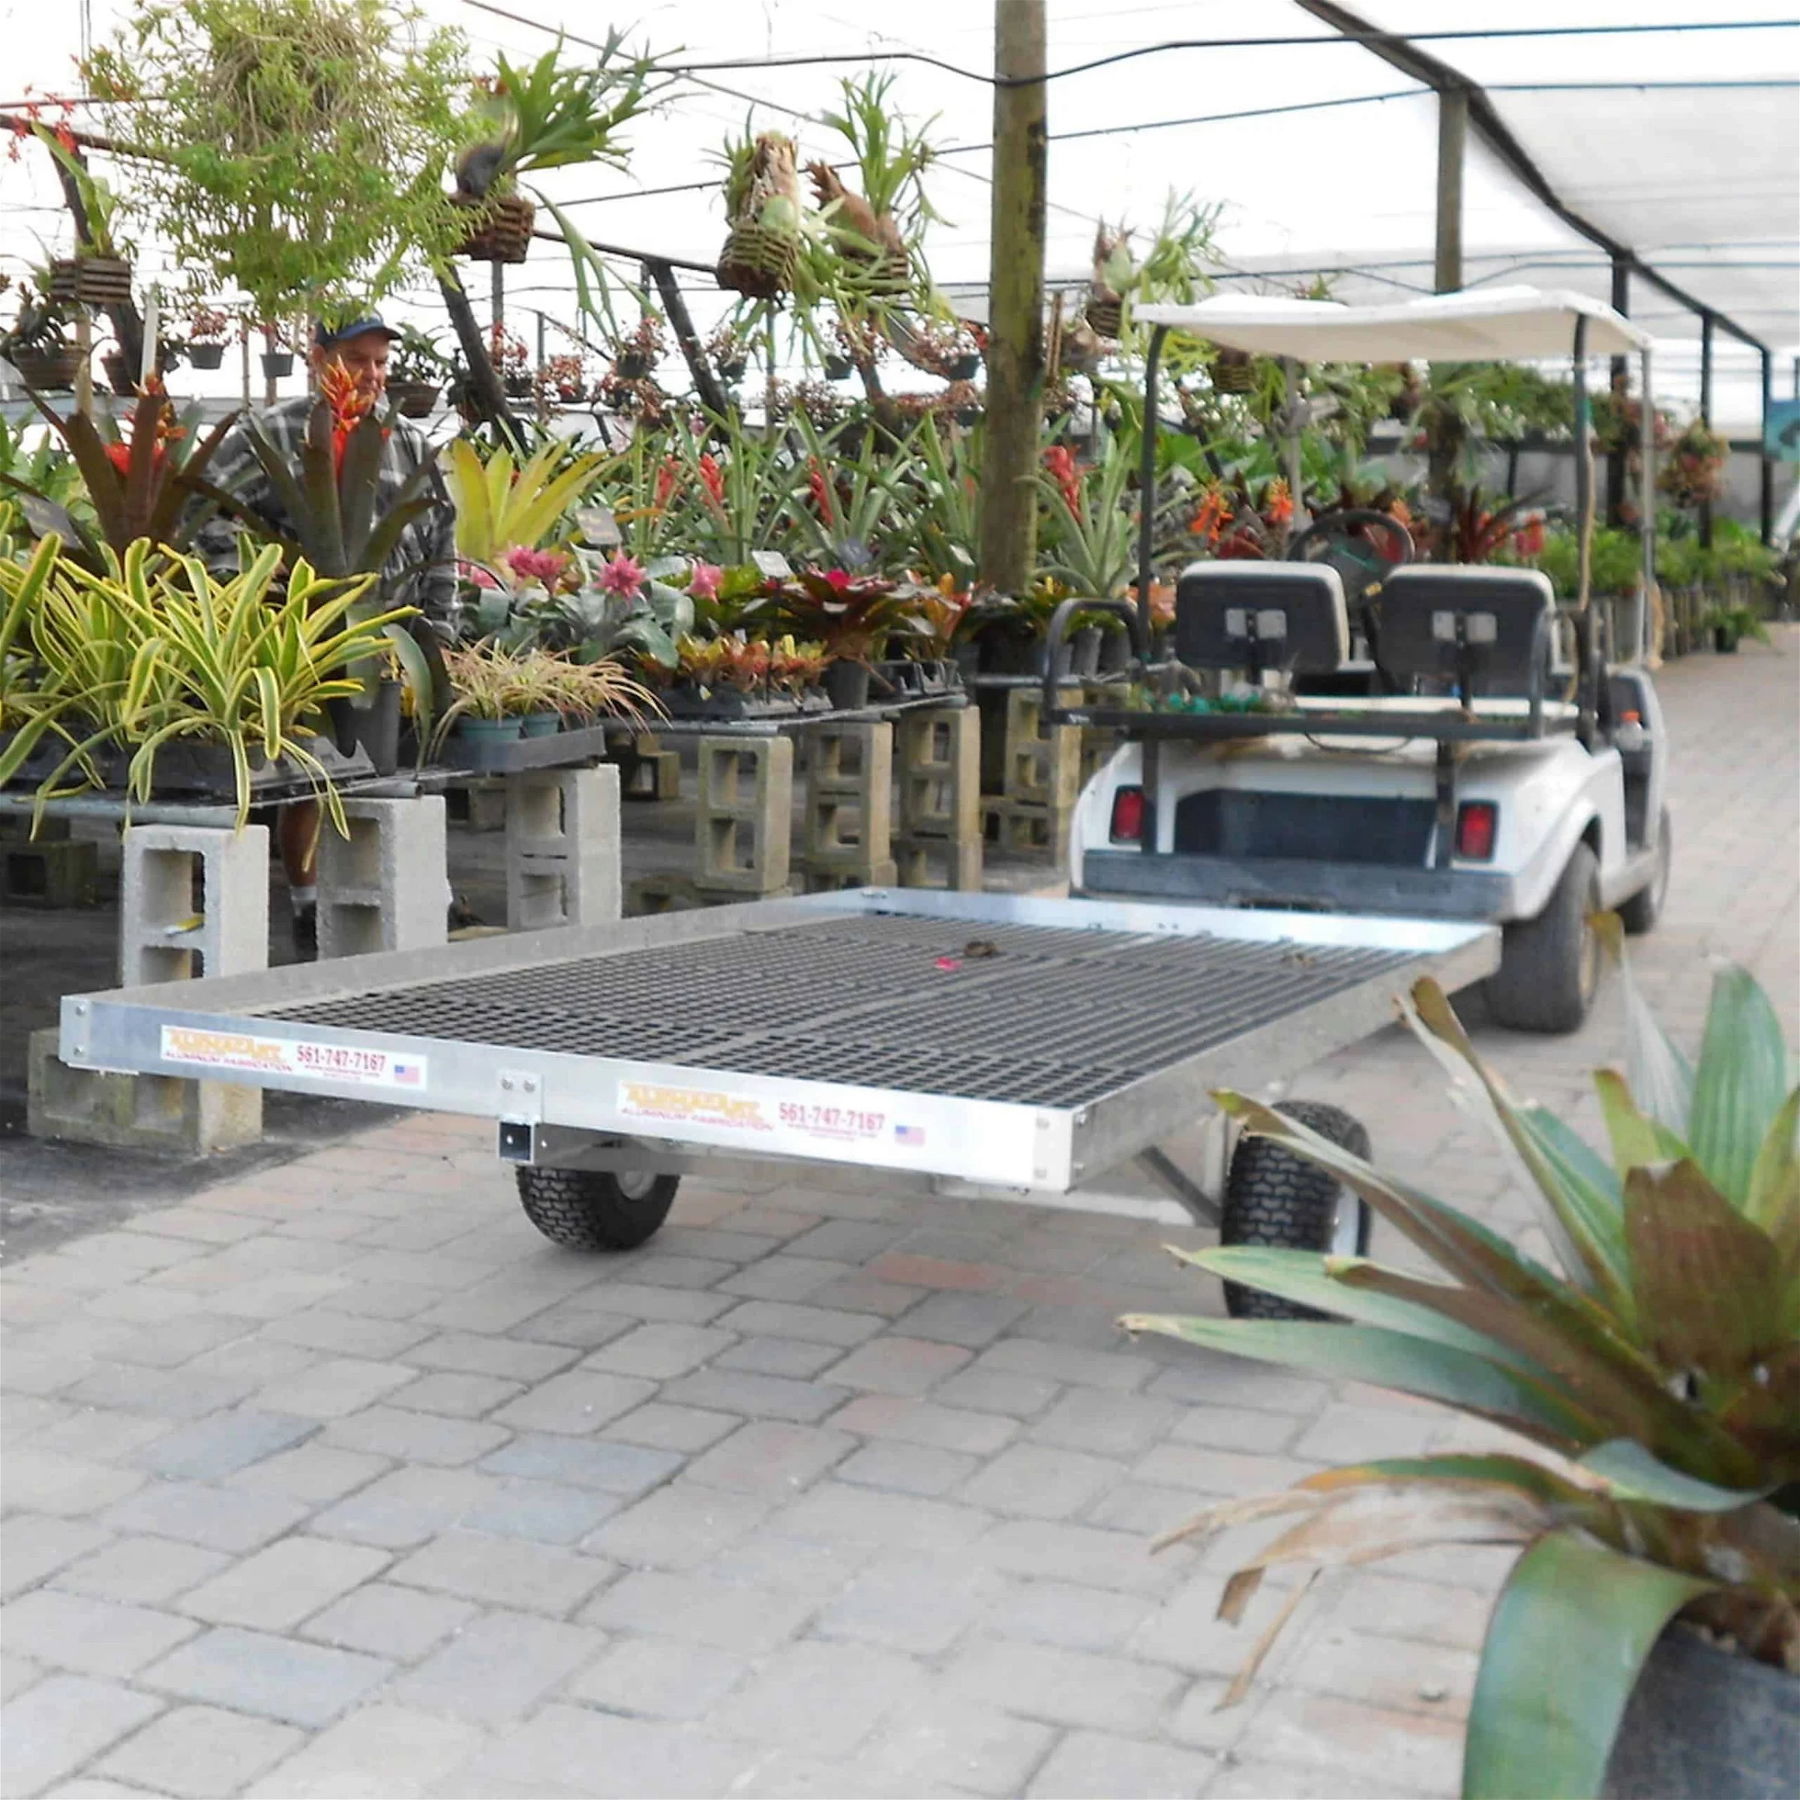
xmin=392 ymin=1061 xmax=422 ymax=1085
xmin=894 ymin=1123 xmax=926 ymax=1146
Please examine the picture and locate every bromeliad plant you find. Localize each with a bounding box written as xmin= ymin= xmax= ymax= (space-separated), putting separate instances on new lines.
xmin=446 ymin=434 xmax=612 ymax=569
xmin=0 ymin=536 xmax=414 ymax=830
xmin=1123 ymin=935 xmax=1799 ymax=1800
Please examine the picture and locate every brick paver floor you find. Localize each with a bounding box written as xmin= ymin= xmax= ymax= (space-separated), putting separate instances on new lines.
xmin=3 ymin=633 xmax=1795 ymax=1798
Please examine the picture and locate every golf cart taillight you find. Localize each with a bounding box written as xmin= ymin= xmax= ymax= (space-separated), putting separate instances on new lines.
xmin=1109 ymin=785 xmax=1146 ymax=843
xmin=1456 ymin=801 xmax=1498 ymax=861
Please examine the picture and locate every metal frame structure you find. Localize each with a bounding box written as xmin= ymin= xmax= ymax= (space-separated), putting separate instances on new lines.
xmin=62 ymin=887 xmax=1497 ymax=1222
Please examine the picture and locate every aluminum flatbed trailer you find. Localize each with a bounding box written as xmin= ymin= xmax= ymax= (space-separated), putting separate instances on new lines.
xmin=60 ymin=890 xmax=1497 ymax=1302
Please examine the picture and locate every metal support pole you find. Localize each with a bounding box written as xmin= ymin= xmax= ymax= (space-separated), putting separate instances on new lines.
xmin=1699 ymin=313 xmax=1715 ymax=549
xmin=1282 ymin=357 xmax=1304 ymax=544
xmin=1434 ymin=86 xmax=1467 ymax=293
xmin=1760 ymin=348 xmax=1775 ymax=545
xmin=1573 ymin=317 xmax=1592 ymax=610
xmin=978 ymin=0 xmax=1047 ymax=596
xmin=1606 ymin=256 xmax=1629 ymax=528
xmin=437 ymin=269 xmax=528 ymax=454
xmin=1135 ymin=326 xmax=1166 ymax=638
xmin=649 ymin=259 xmax=729 ymax=417
xmin=1637 ymin=344 xmax=1655 ymax=665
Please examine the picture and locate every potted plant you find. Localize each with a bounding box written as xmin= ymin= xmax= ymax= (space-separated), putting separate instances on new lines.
xmin=83 ymin=0 xmax=475 ymax=327
xmin=1085 ymin=221 xmax=1133 ymax=339
xmin=706 ymin=321 xmax=750 ymax=384
xmin=257 ymin=322 xmax=296 ymax=380
xmin=716 ymin=130 xmax=804 ymax=300
xmin=0 ymin=276 xmax=81 ymax=392
xmin=1702 ymin=599 xmax=1769 ymax=654
xmin=184 ymin=304 xmax=233 ymax=371
xmin=1122 ymin=941 xmax=1799 ymax=1800
xmin=437 ymin=641 xmax=656 ymax=746
xmin=534 ymin=351 xmax=596 ymax=407
xmin=452 ymin=31 xmax=662 ymax=264
xmin=611 ymin=313 xmax=665 ymax=382
xmin=387 ymin=325 xmax=452 ymax=416
xmin=486 ymin=324 xmax=532 ymax=398
xmin=758 ymin=567 xmax=932 ymax=711
xmin=31 ymin=126 xmax=135 ymax=308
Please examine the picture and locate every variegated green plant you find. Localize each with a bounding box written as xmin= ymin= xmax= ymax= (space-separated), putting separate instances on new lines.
xmin=1124 ymin=931 xmax=1798 ymax=1800
xmin=0 ymin=536 xmax=413 ymax=831
xmin=446 ymin=436 xmax=613 ymax=567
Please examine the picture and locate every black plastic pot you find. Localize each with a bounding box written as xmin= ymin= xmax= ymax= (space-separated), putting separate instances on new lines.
xmin=823 ymin=355 xmax=855 ymax=381
xmin=1069 ymin=626 xmax=1103 ymax=679
xmin=1603 ymin=1628 xmax=1798 ymax=1800
xmin=978 ymin=633 xmax=1041 ymax=677
xmin=260 ymin=351 xmax=294 ymax=378
xmin=615 ymin=351 xmax=652 ymax=380
xmin=187 ymin=343 xmax=227 ymax=371
xmin=947 ymin=352 xmax=981 ymax=381
xmin=388 ymin=380 xmax=441 ymax=419
xmin=824 ymin=659 xmax=871 ymax=711
xmin=715 ymin=358 xmax=747 ymax=383
xmin=1097 ymin=627 xmax=1133 ymax=673
xmin=1714 ymin=626 xmax=1739 ymax=653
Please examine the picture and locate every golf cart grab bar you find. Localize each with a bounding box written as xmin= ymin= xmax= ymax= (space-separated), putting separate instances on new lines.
xmin=1040 ymin=596 xmax=1149 ymax=719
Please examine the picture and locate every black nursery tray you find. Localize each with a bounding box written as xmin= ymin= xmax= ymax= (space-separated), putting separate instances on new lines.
xmin=0 ymin=732 xmax=375 ymax=801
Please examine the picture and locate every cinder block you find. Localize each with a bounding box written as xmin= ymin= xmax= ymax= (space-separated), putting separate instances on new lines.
xmin=121 ymin=824 xmax=270 ymax=987
xmin=504 ymin=765 xmax=620 ymax=931
xmin=445 ymin=779 xmax=508 ymax=832
xmin=896 ymin=706 xmax=982 ymax=891
xmin=2 ymin=835 xmax=98 ymax=907
xmin=797 ymin=721 xmax=894 ymax=891
xmin=617 ymin=734 xmax=682 ymax=803
xmin=629 ymin=875 xmax=793 ymax=915
xmin=895 ymin=835 xmax=982 ymax=892
xmin=29 ymin=1027 xmax=262 ymax=1154
xmin=982 ymin=797 xmax=1070 ymax=858
xmin=695 ymin=735 xmax=792 ymax=893
xmin=1002 ymin=690 xmax=1081 ymax=812
xmin=317 ymin=797 xmax=448 ymax=958
xmin=32 ymin=823 xmax=269 ymax=1155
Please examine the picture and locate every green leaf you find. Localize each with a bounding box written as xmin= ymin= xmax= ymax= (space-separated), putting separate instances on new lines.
xmin=1742 ymin=1085 xmax=1800 ymax=1246
xmin=1577 ymin=1438 xmax=1777 ymax=1512
xmin=1595 ymin=913 xmax=1695 ymax=1134
xmin=1119 ymin=1315 xmax=1596 ymax=1449
xmin=1689 ymin=965 xmax=1791 ymax=1209
xmin=1593 ymin=1069 xmax=1691 ymax=1177
xmin=1463 ymin=1531 xmax=1713 ymax=1800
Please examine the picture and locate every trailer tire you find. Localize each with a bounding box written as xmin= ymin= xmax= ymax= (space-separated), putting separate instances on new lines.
xmin=1219 ymin=1101 xmax=1371 ymax=1321
xmin=1616 ymin=808 xmax=1671 ymax=936
xmin=515 ymin=1167 xmax=679 ymax=1250
xmin=1487 ymin=841 xmax=1601 ymax=1034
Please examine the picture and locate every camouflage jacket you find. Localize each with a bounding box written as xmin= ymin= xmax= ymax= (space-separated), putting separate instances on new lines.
xmin=191 ymin=396 xmax=459 ymax=637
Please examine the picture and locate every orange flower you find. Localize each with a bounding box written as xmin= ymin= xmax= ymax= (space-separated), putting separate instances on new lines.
xmin=1263 ymin=478 xmax=1294 ymax=527
xmin=318 ymin=358 xmax=384 ymax=476
xmin=1188 ymin=487 xmax=1232 ymax=543
xmin=1043 ymin=445 xmax=1083 ymax=514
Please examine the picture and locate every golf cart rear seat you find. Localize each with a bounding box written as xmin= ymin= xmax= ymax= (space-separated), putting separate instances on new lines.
xmin=1372 ymin=567 xmax=1558 ymax=706
xmin=1174 ymin=562 xmax=1349 ymax=681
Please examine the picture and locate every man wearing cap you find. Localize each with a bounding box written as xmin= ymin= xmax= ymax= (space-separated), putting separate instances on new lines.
xmin=193 ymin=315 xmax=460 ymax=959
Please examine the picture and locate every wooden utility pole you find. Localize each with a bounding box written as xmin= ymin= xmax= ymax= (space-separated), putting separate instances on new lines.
xmin=978 ymin=0 xmax=1047 ymax=595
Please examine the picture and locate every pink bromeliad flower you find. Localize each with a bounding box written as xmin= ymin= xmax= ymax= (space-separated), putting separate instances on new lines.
xmin=688 ymin=560 xmax=723 ymax=602
xmin=598 ymin=551 xmax=646 ymax=598
xmin=504 ymin=545 xmax=570 ymax=586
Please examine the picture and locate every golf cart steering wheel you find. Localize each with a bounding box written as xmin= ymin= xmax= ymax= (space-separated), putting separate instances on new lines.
xmin=1288 ymin=509 xmax=1414 ymax=604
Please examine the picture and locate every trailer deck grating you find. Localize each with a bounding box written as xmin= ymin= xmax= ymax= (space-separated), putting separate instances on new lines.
xmin=260 ymin=914 xmax=1415 ymax=1110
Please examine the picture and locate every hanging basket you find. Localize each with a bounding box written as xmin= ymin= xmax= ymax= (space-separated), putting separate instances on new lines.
xmin=1212 ymin=347 xmax=1256 ymax=394
xmin=7 ymin=344 xmax=82 ymax=391
xmin=388 ymin=380 xmax=441 ymax=418
xmin=49 ymin=255 xmax=133 ymax=308
xmin=1084 ymin=297 xmax=1123 ymax=340
xmin=716 ymin=220 xmax=798 ymax=299
xmin=102 ymin=351 xmax=138 ymax=395
xmin=454 ymin=193 xmax=535 ymax=264
xmin=187 ymin=343 xmax=227 ymax=370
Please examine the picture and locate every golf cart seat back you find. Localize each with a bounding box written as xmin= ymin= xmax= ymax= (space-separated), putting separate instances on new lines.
xmin=1373 ymin=567 xmax=1555 ymax=702
xmin=1174 ymin=562 xmax=1350 ymax=678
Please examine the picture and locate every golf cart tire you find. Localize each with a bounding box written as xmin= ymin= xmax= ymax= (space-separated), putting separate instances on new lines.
xmin=1487 ymin=841 xmax=1600 ymax=1035
xmin=515 ymin=1166 xmax=679 ymax=1250
xmin=1220 ymin=1101 xmax=1372 ymax=1321
xmin=1616 ymin=808 xmax=1671 ymax=936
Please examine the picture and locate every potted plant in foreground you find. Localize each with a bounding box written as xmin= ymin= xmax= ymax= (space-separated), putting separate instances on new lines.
xmin=184 ymin=304 xmax=233 ymax=371
xmin=1123 ymin=933 xmax=1798 ymax=1800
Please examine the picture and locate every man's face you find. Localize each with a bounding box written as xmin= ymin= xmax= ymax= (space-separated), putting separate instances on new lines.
xmin=313 ymin=331 xmax=391 ymax=398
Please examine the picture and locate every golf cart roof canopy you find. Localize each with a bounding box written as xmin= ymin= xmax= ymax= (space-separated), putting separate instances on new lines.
xmin=1135 ymin=285 xmax=1651 ymax=361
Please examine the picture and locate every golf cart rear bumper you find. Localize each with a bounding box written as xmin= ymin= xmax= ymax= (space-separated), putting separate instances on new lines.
xmin=1078 ymin=851 xmax=1517 ymax=921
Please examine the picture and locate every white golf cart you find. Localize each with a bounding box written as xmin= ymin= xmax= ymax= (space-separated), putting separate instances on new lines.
xmin=1056 ymin=287 xmax=1671 ymax=1033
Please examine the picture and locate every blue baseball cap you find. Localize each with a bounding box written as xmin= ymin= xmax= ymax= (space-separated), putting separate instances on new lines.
xmin=313 ymin=314 xmax=402 ymax=349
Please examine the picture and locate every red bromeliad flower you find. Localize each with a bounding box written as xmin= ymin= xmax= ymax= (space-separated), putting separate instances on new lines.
xmin=102 ymin=380 xmax=185 ymax=482
xmin=653 ymin=458 xmax=679 ymax=514
xmin=318 ymin=359 xmax=382 ymax=477
xmin=697 ymin=452 xmax=726 ymax=511
xmin=1043 ymin=445 xmax=1083 ymax=515
xmin=1188 ymin=487 xmax=1232 ymax=543
xmin=807 ymin=458 xmax=837 ymax=525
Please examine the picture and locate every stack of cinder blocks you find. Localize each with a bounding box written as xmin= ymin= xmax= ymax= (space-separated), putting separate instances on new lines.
xmin=503 ymin=766 xmax=620 ymax=930
xmin=895 ymin=706 xmax=982 ymax=890
xmin=315 ymin=797 xmax=449 ymax=957
xmin=29 ymin=823 xmax=268 ymax=1154
xmin=981 ymin=688 xmax=1082 ymax=858
xmin=796 ymin=721 xmax=896 ymax=893
xmin=0 ymin=814 xmax=98 ymax=908
xmin=691 ymin=735 xmax=793 ymax=901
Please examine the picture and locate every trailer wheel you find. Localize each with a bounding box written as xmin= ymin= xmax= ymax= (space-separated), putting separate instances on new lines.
xmin=1219 ymin=1101 xmax=1371 ymax=1321
xmin=514 ymin=1167 xmax=679 ymax=1250
xmin=1487 ymin=841 xmax=1601 ymax=1034
xmin=1616 ymin=808 xmax=1671 ymax=936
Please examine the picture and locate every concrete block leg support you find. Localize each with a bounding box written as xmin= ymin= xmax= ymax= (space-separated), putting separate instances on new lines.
xmin=317 ymin=797 xmax=448 ymax=958
xmin=798 ymin=722 xmax=896 ymax=893
xmin=505 ymin=765 xmax=621 ymax=932
xmin=30 ymin=823 xmax=269 ymax=1155
xmin=896 ymin=706 xmax=982 ymax=891
xmin=695 ymin=736 xmax=793 ymax=894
